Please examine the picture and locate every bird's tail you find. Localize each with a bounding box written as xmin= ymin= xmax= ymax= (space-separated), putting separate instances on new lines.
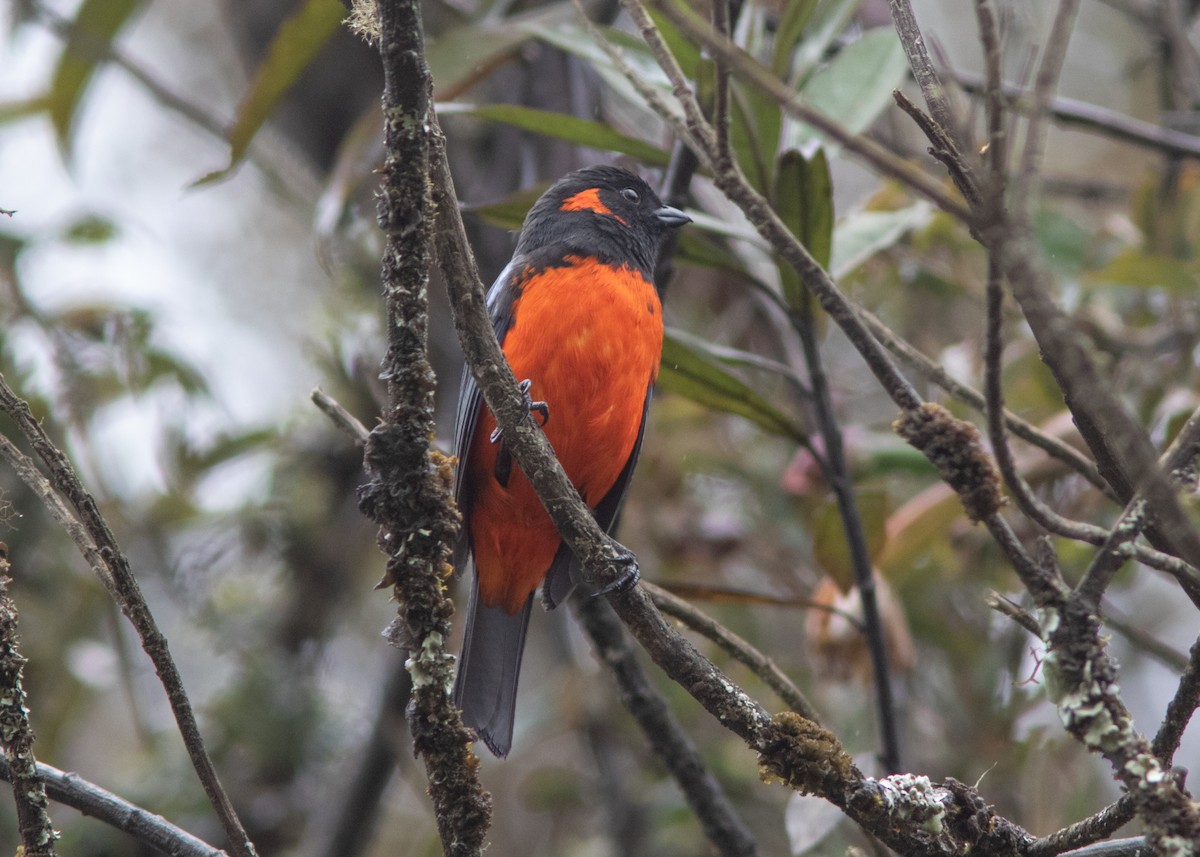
xmin=453 ymin=582 xmax=533 ymax=758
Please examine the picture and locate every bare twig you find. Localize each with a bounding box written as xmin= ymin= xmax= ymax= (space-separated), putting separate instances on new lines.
xmin=793 ymin=290 xmax=901 ymax=773
xmin=955 ymin=73 xmax=1200 ymax=161
xmin=654 ymin=0 xmax=975 ymax=224
xmin=857 ymin=307 xmax=1112 ymax=496
xmin=308 ymin=657 xmax=412 ymax=857
xmin=1151 ymin=633 xmax=1200 ymax=764
xmin=884 ymin=0 xmax=960 ymax=146
xmin=1014 ymin=0 xmax=1080 ymax=206
xmin=986 ymin=592 xmax=1042 ymax=637
xmin=575 ymin=596 xmax=761 ymax=857
xmin=0 ymin=757 xmax=227 ymax=857
xmin=645 ymin=582 xmax=818 ymax=720
xmin=311 ymin=388 xmax=370 ymax=444
xmin=0 ymin=376 xmax=259 ymax=857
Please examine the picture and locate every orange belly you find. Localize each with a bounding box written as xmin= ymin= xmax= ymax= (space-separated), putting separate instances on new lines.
xmin=466 ymin=257 xmax=663 ymax=614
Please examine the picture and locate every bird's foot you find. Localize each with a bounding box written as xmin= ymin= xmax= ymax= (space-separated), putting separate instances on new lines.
xmin=594 ymin=542 xmax=640 ymax=597
xmin=490 ymin=379 xmax=549 ymax=443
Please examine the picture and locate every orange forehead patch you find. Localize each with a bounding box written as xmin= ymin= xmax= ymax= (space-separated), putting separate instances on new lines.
xmin=560 ymin=187 xmax=625 ymax=223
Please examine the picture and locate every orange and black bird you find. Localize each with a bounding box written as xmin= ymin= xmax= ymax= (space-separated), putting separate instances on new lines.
xmin=452 ymin=165 xmax=690 ymax=757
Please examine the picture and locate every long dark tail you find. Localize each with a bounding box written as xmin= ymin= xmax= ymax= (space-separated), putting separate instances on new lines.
xmin=453 ymin=582 xmax=533 ymax=757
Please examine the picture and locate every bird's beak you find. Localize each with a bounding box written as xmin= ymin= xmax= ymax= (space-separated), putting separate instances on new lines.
xmin=654 ymin=205 xmax=692 ymax=228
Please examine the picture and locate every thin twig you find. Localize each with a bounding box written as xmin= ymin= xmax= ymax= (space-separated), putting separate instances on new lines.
xmin=884 ymin=0 xmax=960 ymax=146
xmin=856 ymin=307 xmax=1112 ymax=497
xmin=311 ymin=388 xmax=370 ymax=444
xmin=0 ymin=376 xmax=259 ymax=857
xmin=793 ymin=290 xmax=901 ymax=773
xmin=654 ymin=0 xmax=975 ymax=225
xmin=1151 ymin=633 xmax=1200 ymax=764
xmin=955 ymin=73 xmax=1200 ymax=160
xmin=1014 ymin=0 xmax=1081 ymax=208
xmin=308 ymin=657 xmax=412 ymax=857
xmin=644 ymin=582 xmax=818 ymax=720
xmin=0 ymin=757 xmax=227 ymax=857
xmin=575 ymin=596 xmax=761 ymax=857
xmin=985 ymin=592 xmax=1042 ymax=637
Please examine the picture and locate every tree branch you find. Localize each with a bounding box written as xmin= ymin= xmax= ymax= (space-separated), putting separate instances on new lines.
xmin=0 ymin=547 xmax=57 ymax=857
xmin=0 ymin=376 xmax=258 ymax=857
xmin=0 ymin=757 xmax=227 ymax=857
xmin=354 ymin=1 xmax=489 ymax=854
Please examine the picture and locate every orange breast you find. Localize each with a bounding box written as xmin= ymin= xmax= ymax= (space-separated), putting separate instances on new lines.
xmin=466 ymin=257 xmax=663 ymax=614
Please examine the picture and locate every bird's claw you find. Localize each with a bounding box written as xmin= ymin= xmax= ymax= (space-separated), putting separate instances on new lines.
xmin=491 ymin=379 xmax=549 ymax=444
xmin=593 ymin=543 xmax=640 ymax=597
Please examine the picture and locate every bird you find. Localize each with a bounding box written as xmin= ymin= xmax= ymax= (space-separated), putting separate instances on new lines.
xmin=452 ymin=165 xmax=691 ymax=757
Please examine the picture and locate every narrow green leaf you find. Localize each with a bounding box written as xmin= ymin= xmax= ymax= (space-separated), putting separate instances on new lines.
xmin=438 ymin=103 xmax=669 ymax=165
xmin=526 ymin=23 xmax=671 ymax=115
xmin=49 ymin=0 xmax=144 ymax=155
xmin=463 ymin=185 xmax=546 ymax=231
xmin=788 ymin=0 xmax=859 ymax=85
xmin=1086 ymin=247 xmax=1199 ymax=291
xmin=774 ymin=149 xmax=834 ymax=306
xmin=770 ymin=0 xmax=820 ymax=77
xmin=785 ymin=27 xmax=908 ymax=152
xmin=427 ymin=4 xmax=574 ymax=98
xmin=667 ymin=327 xmax=802 ymax=382
xmin=200 ymin=0 xmax=345 ymax=186
xmin=659 ymin=333 xmax=806 ymax=442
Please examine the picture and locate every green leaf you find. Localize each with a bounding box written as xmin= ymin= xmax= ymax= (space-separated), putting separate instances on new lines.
xmin=770 ymin=0 xmax=821 ymax=77
xmin=789 ymin=0 xmax=859 ymax=84
xmin=666 ymin=327 xmax=802 ymax=381
xmin=810 ymin=489 xmax=890 ymax=590
xmin=830 ymin=201 xmax=932 ymax=279
xmin=49 ymin=0 xmax=144 ymax=156
xmin=1033 ymin=208 xmax=1091 ymax=275
xmin=463 ymin=185 xmax=546 ymax=231
xmin=659 ymin=332 xmax=806 ymax=442
xmin=438 ymin=103 xmax=669 ymax=166
xmin=785 ymin=27 xmax=909 ymax=152
xmin=773 ymin=149 xmax=834 ymax=308
xmin=526 ymin=23 xmax=671 ymax=118
xmin=197 ymin=0 xmax=345 ymax=186
xmin=1086 ymin=247 xmax=1199 ymax=291
xmin=427 ymin=5 xmax=574 ymax=98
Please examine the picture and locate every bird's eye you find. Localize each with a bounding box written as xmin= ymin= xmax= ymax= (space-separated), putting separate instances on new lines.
xmin=621 ymin=187 xmax=640 ymax=203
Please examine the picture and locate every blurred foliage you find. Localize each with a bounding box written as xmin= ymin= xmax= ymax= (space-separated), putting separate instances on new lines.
xmin=1 ymin=0 xmax=1199 ymax=855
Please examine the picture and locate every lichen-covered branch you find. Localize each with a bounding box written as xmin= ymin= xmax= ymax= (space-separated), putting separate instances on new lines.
xmin=0 ymin=545 xmax=58 ymax=857
xmin=353 ymin=2 xmax=490 ymax=854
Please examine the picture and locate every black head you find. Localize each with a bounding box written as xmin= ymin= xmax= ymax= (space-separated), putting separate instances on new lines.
xmin=515 ymin=166 xmax=691 ymax=277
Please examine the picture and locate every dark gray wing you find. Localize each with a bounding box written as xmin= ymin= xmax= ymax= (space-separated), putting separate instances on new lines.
xmin=452 ymin=258 xmax=521 ymax=574
xmin=542 ymin=383 xmax=654 ymax=608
